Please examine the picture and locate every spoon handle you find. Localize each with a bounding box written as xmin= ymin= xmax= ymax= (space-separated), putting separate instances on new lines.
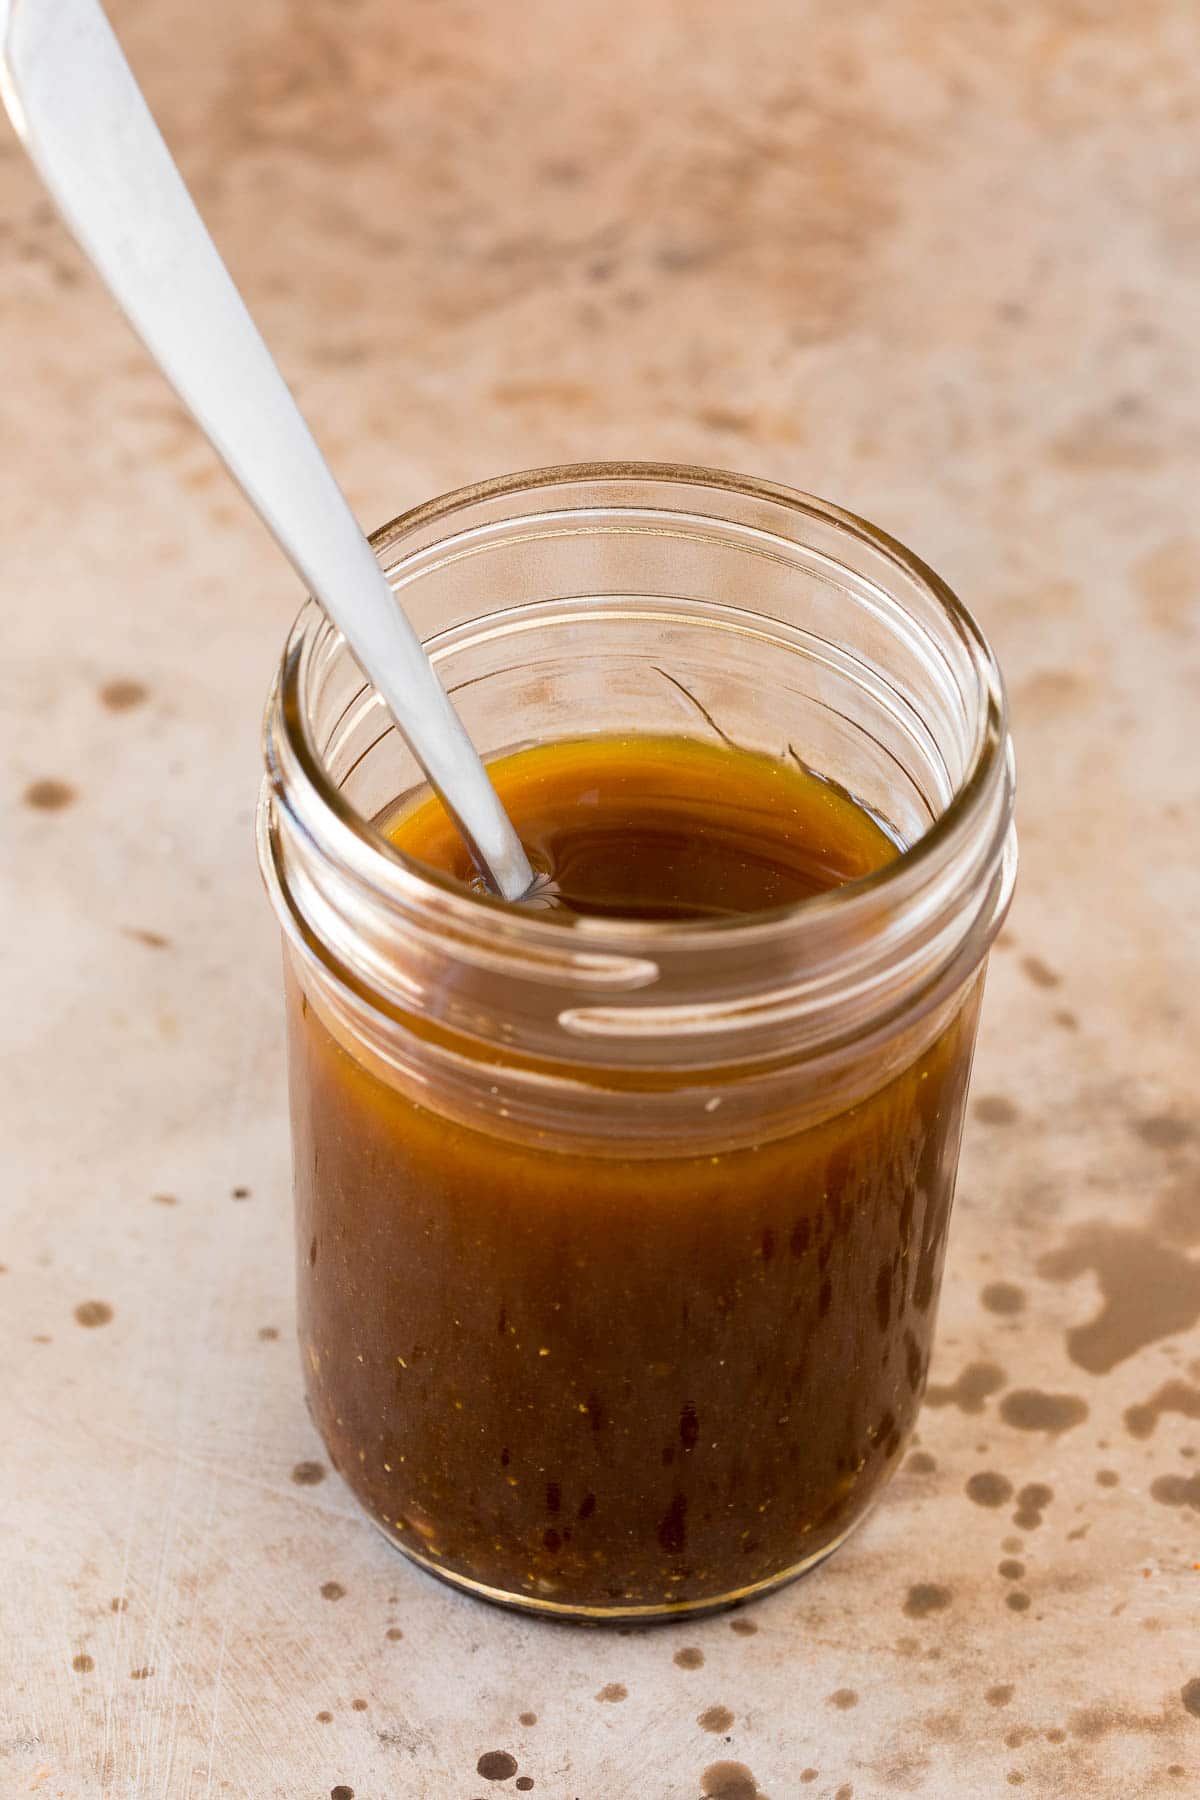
xmin=1 ymin=0 xmax=534 ymax=901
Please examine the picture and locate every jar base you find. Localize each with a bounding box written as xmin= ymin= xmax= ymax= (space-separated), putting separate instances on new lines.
xmin=369 ymin=1513 xmax=867 ymax=1624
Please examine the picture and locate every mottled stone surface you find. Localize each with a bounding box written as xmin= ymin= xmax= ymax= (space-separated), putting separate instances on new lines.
xmin=2 ymin=2 xmax=1199 ymax=1795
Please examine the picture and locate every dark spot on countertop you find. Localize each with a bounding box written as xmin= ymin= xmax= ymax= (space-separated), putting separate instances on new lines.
xmin=1134 ymin=1115 xmax=1195 ymax=1151
xmin=1038 ymin=1224 xmax=1200 ymax=1373
xmin=99 ymin=678 xmax=148 ymax=710
xmin=906 ymin=1449 xmax=937 ymax=1474
xmin=330 ymin=1787 xmax=354 ymax=1800
xmin=518 ymin=1711 xmax=536 ymax=1726
xmin=982 ymin=1283 xmax=1026 ymax=1316
xmin=477 ymin=1750 xmax=519 ymax=1779
xmin=998 ymin=1559 xmax=1025 ymax=1580
xmin=924 ymin=1361 xmax=1006 ymax=1414
xmin=986 ymin=1684 xmax=1015 ymax=1707
xmin=976 ymin=1096 xmax=1020 ymax=1126
xmin=828 ymin=1688 xmax=858 ymax=1709
xmin=1182 ymin=1680 xmax=1200 ymax=1718
xmin=72 ymin=1653 xmax=94 ymax=1673
xmin=1021 ymin=956 xmax=1060 ymax=988
xmin=595 ymin=1683 xmax=627 ymax=1703
xmin=1054 ymin=1009 xmax=1079 ymax=1030
xmin=699 ymin=1705 xmax=736 ymax=1732
xmin=74 ymin=1301 xmax=113 ymax=1328
xmin=675 ymin=1647 xmax=705 ymax=1669
xmin=729 ymin=1617 xmax=758 ymax=1636
xmin=386 ymin=1627 xmax=403 ymax=1641
xmin=1006 ymin=1774 xmax=1024 ymax=1787
xmin=1000 ymin=1390 xmax=1088 ymax=1434
xmin=258 ymin=1325 xmax=279 ymax=1340
xmin=1012 ymin=1483 xmax=1054 ymax=1530
xmin=24 ymin=778 xmax=75 ymax=810
xmin=1150 ymin=1471 xmax=1200 ymax=1510
xmin=351 ymin=1698 xmax=367 ymax=1711
xmin=1006 ymin=1591 xmax=1032 ymax=1613
xmin=834 ymin=1786 xmax=853 ymax=1799
xmin=801 ymin=1772 xmax=818 ymax=1784
xmin=152 ymin=1192 xmax=178 ymax=1206
xmin=1126 ymin=1381 xmax=1200 ymax=1439
xmin=122 ymin=927 xmax=169 ymax=948
xmin=320 ymin=1581 xmax=345 ymax=1601
xmin=231 ymin=1186 xmax=251 ymax=1200
xmin=316 ymin=1710 xmax=333 ymax=1723
xmin=699 ymin=1760 xmax=763 ymax=1798
xmin=110 ymin=1598 xmax=127 ymax=1613
xmin=292 ymin=1460 xmax=325 ymax=1485
xmin=129 ymin=1666 xmax=152 ymax=1679
xmin=966 ymin=1471 xmax=1014 ymax=1507
xmin=1096 ymin=1469 xmax=1120 ymax=1486
xmin=904 ymin=1583 xmax=952 ymax=1619
xmin=515 ymin=1780 xmax=534 ymax=1792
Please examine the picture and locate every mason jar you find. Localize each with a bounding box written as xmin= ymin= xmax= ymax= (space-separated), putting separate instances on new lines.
xmin=257 ymin=462 xmax=1016 ymax=1620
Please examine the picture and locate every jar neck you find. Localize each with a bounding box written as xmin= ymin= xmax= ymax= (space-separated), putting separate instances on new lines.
xmin=258 ymin=464 xmax=1016 ymax=1125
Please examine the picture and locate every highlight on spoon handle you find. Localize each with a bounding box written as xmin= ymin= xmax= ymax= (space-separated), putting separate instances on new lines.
xmin=0 ymin=0 xmax=534 ymax=902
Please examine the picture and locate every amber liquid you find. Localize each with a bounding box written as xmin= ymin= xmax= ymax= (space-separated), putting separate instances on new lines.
xmin=289 ymin=736 xmax=977 ymax=1615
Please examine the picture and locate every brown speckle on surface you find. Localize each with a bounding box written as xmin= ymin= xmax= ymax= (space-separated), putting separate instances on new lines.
xmin=966 ymin=1471 xmax=1015 ymax=1508
xmin=1149 ymin=1472 xmax=1200 ymax=1510
xmin=110 ymin=1597 xmax=127 ymax=1613
xmin=351 ymin=1698 xmax=367 ymax=1711
xmin=1125 ymin=1381 xmax=1200 ymax=1440
xmin=514 ymin=1781 xmax=534 ymax=1793
xmin=129 ymin=1666 xmax=152 ymax=1679
xmin=986 ymin=1684 xmax=1016 ymax=1707
xmin=904 ymin=1583 xmax=953 ymax=1619
xmin=924 ymin=1361 xmax=1006 ymax=1414
xmin=982 ymin=1283 xmax=1026 ymax=1317
xmin=1000 ymin=1390 xmax=1089 ymax=1434
xmin=699 ymin=1760 xmax=763 ymax=1799
xmin=231 ymin=1185 xmax=251 ymax=1200
xmin=518 ymin=1711 xmax=536 ymax=1726
xmin=24 ymin=777 xmax=75 ymax=810
xmin=595 ymin=1682 xmax=627 ymax=1703
xmin=1012 ymin=1483 xmax=1054 ymax=1530
xmin=800 ymin=1771 xmax=818 ymax=1784
xmin=1006 ymin=1591 xmax=1032 ymax=1613
xmin=975 ymin=1095 xmax=1020 ymax=1126
xmin=828 ymin=1687 xmax=859 ymax=1709
xmin=122 ymin=927 xmax=169 ymax=948
xmin=257 ymin=1325 xmax=279 ymax=1340
xmin=74 ymin=1300 xmax=113 ymax=1329
xmin=330 ymin=1788 xmax=354 ymax=1800
xmin=151 ymin=1192 xmax=178 ymax=1206
xmin=386 ymin=1627 xmax=403 ymax=1642
xmin=729 ymin=1617 xmax=758 ymax=1636
xmin=1096 ymin=1469 xmax=1120 ymax=1487
xmin=699 ymin=1704 xmax=736 ymax=1733
xmin=320 ymin=1581 xmax=345 ymax=1601
xmin=906 ymin=1450 xmax=937 ymax=1474
xmin=1021 ymin=955 xmax=1061 ymax=989
xmin=72 ymin=1653 xmax=94 ymax=1673
xmin=477 ymin=1750 xmax=519 ymax=1780
xmin=291 ymin=1460 xmax=326 ymax=1485
xmin=99 ymin=678 xmax=148 ymax=710
xmin=1134 ymin=1114 xmax=1194 ymax=1151
xmin=674 ymin=1646 xmax=705 ymax=1668
xmin=1038 ymin=1225 xmax=1200 ymax=1373
xmin=834 ymin=1785 xmax=853 ymax=1799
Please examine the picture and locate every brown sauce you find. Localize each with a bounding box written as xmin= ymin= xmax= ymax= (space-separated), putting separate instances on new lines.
xmin=288 ymin=735 xmax=975 ymax=1613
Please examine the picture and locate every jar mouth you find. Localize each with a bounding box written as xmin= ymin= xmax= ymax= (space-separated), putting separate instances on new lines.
xmin=266 ymin=460 xmax=1013 ymax=956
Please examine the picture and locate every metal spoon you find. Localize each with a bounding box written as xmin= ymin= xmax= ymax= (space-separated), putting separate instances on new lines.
xmin=0 ymin=0 xmax=535 ymax=902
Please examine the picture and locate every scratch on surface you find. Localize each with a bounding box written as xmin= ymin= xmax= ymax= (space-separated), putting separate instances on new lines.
xmin=651 ymin=667 xmax=737 ymax=746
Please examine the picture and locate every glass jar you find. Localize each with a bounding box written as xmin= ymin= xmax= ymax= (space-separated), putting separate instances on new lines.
xmin=258 ymin=463 xmax=1016 ymax=1621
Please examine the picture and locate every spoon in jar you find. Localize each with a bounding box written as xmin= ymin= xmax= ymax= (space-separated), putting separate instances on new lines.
xmin=0 ymin=0 xmax=536 ymax=902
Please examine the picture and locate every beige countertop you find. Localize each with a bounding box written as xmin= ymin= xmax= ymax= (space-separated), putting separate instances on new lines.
xmin=3 ymin=2 xmax=1199 ymax=1795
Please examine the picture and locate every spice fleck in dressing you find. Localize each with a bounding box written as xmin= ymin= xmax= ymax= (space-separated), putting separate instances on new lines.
xmin=287 ymin=735 xmax=978 ymax=1614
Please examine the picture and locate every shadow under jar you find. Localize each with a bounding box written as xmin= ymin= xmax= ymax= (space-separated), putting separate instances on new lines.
xmin=258 ymin=463 xmax=1016 ymax=1621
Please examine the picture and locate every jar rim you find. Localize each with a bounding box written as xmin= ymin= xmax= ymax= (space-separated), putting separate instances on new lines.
xmin=267 ymin=460 xmax=1012 ymax=960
